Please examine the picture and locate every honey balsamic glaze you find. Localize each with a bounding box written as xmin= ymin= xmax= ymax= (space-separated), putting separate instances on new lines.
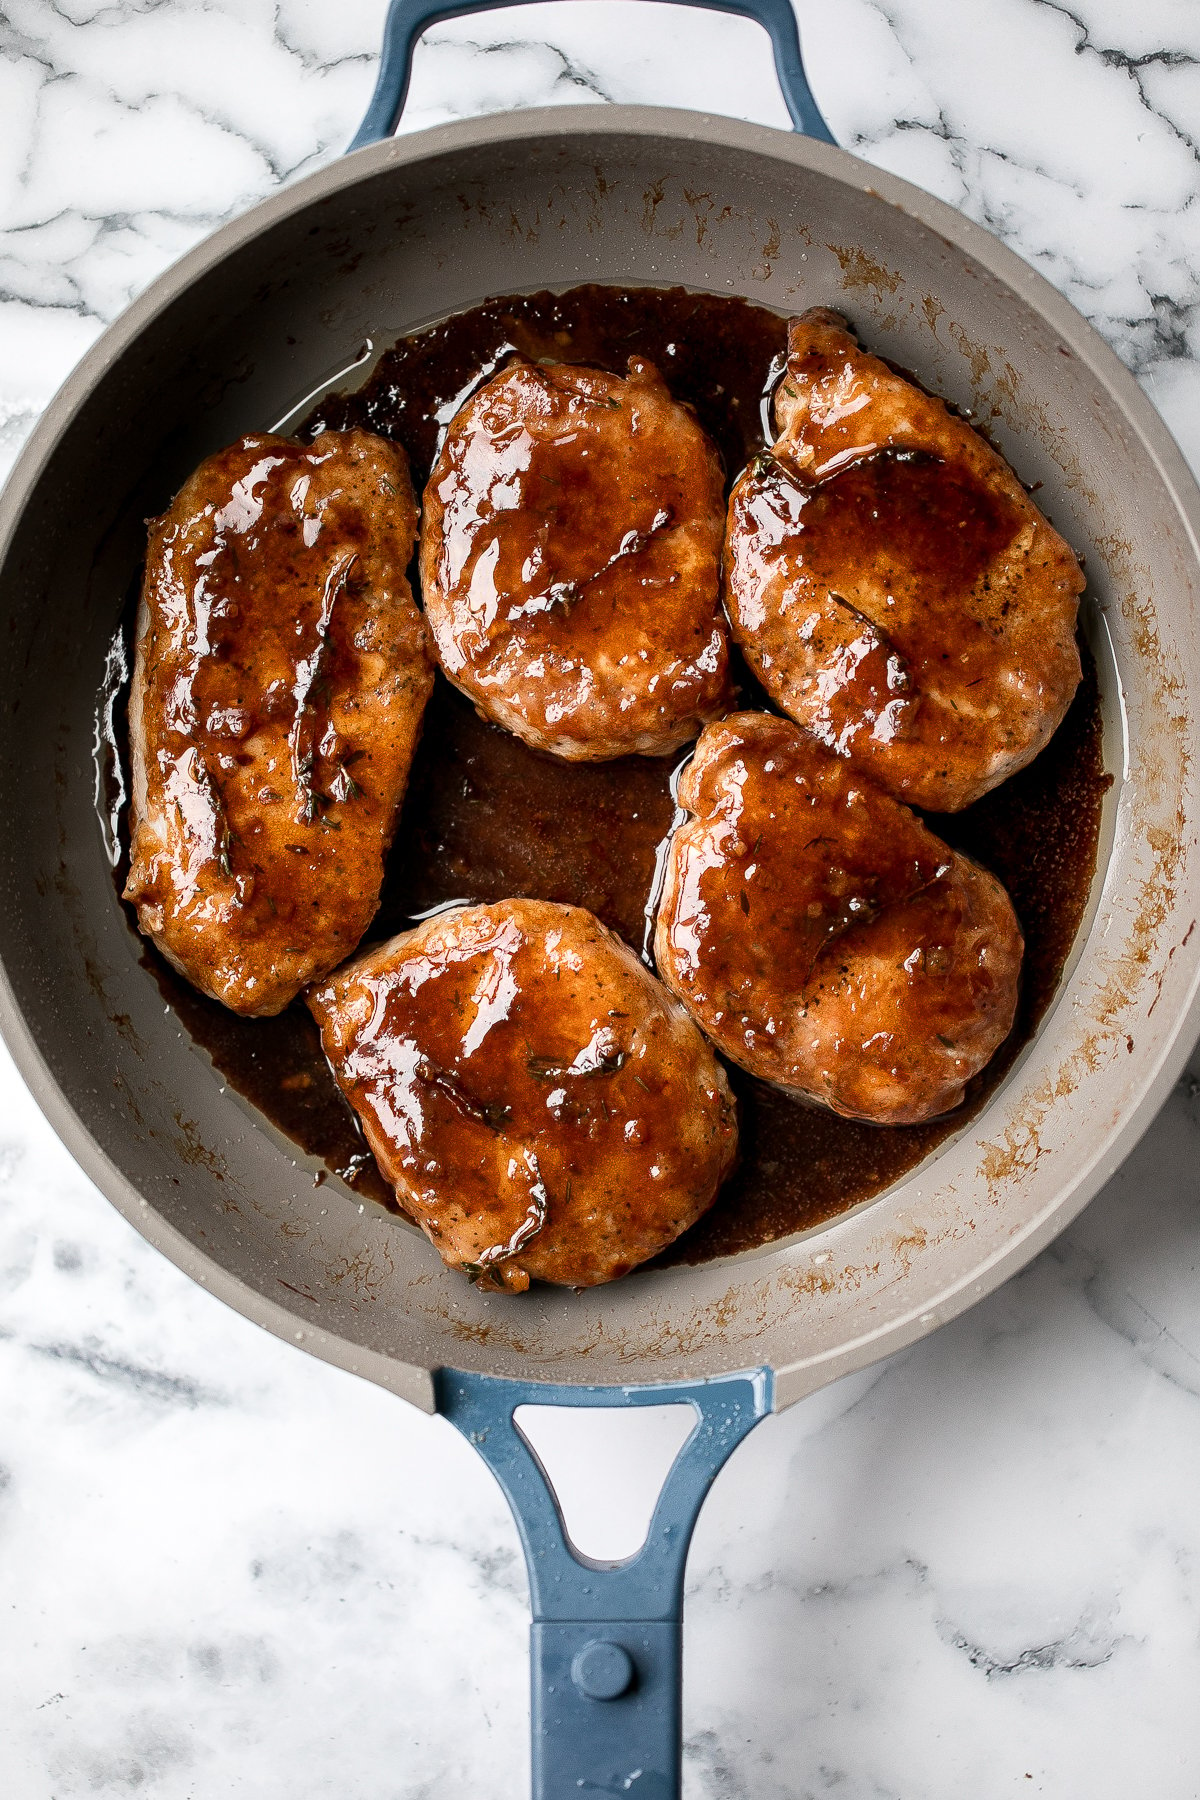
xmin=130 ymin=286 xmax=1110 ymax=1266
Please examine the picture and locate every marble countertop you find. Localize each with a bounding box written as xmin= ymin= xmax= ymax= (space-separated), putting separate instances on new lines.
xmin=3 ymin=0 xmax=1200 ymax=1793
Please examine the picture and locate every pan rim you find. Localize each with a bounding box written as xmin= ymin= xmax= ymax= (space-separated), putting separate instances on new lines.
xmin=4 ymin=103 xmax=1198 ymax=565
xmin=3 ymin=103 xmax=1200 ymax=1407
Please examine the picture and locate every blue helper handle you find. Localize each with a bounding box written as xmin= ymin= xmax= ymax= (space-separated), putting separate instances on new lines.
xmin=369 ymin=1 xmax=789 ymax=1785
xmin=435 ymin=1367 xmax=773 ymax=1799
xmin=349 ymin=0 xmax=836 ymax=148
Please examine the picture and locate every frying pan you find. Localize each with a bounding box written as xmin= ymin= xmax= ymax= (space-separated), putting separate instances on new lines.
xmin=2 ymin=0 xmax=1199 ymax=1791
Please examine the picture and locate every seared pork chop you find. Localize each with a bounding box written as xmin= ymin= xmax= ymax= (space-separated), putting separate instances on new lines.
xmin=124 ymin=429 xmax=434 ymax=1015
xmin=420 ymin=357 xmax=733 ymax=760
xmin=724 ymin=309 xmax=1083 ymax=812
xmin=654 ymin=713 xmax=1023 ymax=1125
xmin=308 ymin=900 xmax=738 ymax=1290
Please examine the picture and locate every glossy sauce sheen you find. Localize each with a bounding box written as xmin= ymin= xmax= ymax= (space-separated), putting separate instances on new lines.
xmin=654 ymin=712 xmax=1024 ymax=1126
xmin=123 ymin=431 xmax=432 ymax=1016
xmin=732 ymin=447 xmax=1024 ymax=757
xmin=135 ymin=287 xmax=1110 ymax=1264
xmin=307 ymin=901 xmax=738 ymax=1290
xmin=725 ymin=309 xmax=1086 ymax=815
xmin=420 ymin=357 xmax=733 ymax=759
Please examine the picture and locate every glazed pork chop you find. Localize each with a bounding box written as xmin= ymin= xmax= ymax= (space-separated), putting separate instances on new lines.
xmin=307 ymin=900 xmax=738 ymax=1290
xmin=124 ymin=429 xmax=434 ymax=1016
xmin=420 ymin=357 xmax=734 ymax=760
xmin=654 ymin=713 xmax=1023 ymax=1125
xmin=724 ymin=309 xmax=1084 ymax=812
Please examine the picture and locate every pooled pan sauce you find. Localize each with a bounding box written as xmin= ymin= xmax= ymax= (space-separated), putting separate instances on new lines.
xmin=132 ymin=286 xmax=1111 ymax=1269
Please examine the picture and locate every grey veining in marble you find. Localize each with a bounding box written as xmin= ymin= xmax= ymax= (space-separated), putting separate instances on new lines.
xmin=2 ymin=1 xmax=1200 ymax=1794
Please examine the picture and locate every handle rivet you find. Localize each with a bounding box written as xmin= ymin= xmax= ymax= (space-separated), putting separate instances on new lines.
xmin=571 ymin=1639 xmax=635 ymax=1701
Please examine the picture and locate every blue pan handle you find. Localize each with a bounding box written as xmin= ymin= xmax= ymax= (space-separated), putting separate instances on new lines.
xmin=372 ymin=3 xmax=787 ymax=1786
xmin=436 ymin=1367 xmax=773 ymax=1798
xmin=349 ymin=0 xmax=836 ymax=148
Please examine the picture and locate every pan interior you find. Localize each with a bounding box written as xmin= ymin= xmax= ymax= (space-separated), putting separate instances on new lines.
xmin=0 ymin=116 xmax=1194 ymax=1404
xmin=135 ymin=277 xmax=1111 ymax=1271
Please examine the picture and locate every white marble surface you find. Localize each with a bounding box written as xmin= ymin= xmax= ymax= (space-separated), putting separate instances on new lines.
xmin=3 ymin=0 xmax=1200 ymax=1793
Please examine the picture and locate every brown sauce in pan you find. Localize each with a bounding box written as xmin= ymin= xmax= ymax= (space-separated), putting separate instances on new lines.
xmin=129 ymin=285 xmax=1111 ymax=1262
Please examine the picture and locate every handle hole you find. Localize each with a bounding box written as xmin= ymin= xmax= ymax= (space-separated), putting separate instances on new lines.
xmin=513 ymin=1401 xmax=697 ymax=1563
xmin=399 ymin=3 xmax=791 ymax=134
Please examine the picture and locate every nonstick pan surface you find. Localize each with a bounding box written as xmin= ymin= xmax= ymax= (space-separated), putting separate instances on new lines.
xmin=1 ymin=106 xmax=1199 ymax=1412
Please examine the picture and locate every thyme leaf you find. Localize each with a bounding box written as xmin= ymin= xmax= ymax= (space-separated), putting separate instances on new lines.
xmin=415 ymin=1057 xmax=511 ymax=1134
xmin=462 ymin=1149 xmax=550 ymax=1282
xmin=189 ymin=749 xmax=235 ymax=880
xmin=289 ymin=550 xmax=357 ymax=825
xmin=526 ymin=1046 xmax=627 ymax=1081
xmin=330 ymin=762 xmax=363 ymax=803
xmin=513 ymin=508 xmax=674 ymax=620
